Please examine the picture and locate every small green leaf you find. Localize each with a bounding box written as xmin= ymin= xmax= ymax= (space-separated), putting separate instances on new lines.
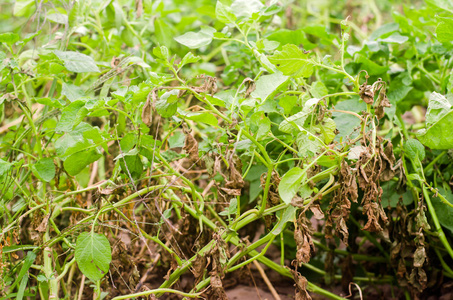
xmin=75 ymin=232 xmax=112 ymax=282
xmin=31 ymin=158 xmax=55 ymax=182
xmin=0 ymin=158 xmax=13 ymax=176
xmin=268 ymin=44 xmax=313 ymax=78
xmin=425 ymin=92 xmax=452 ymax=126
xmin=0 ymin=32 xmax=20 ymax=45
xmin=404 ymin=139 xmax=425 ymax=162
xmin=432 ymin=187 xmax=453 ymax=233
xmin=249 ymin=111 xmax=271 ymax=141
xmin=174 ymin=27 xmax=216 ymax=49
xmin=178 ymin=52 xmax=201 ymax=68
xmin=272 ymin=205 xmax=297 ymax=235
xmin=215 ymin=1 xmax=236 ymax=24
xmin=152 ymin=46 xmax=169 ymax=60
xmin=279 ymin=167 xmax=306 ymax=204
xmin=231 ymin=0 xmax=264 ymax=19
xmin=54 ymin=50 xmax=100 ymax=73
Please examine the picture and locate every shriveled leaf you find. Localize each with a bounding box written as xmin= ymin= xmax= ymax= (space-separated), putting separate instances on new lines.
xmin=75 ymin=232 xmax=112 ymax=282
xmin=268 ymin=44 xmax=313 ymax=78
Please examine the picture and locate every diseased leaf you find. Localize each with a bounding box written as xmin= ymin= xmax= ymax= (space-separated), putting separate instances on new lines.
xmin=268 ymin=44 xmax=314 ymax=78
xmin=75 ymin=232 xmax=112 ymax=282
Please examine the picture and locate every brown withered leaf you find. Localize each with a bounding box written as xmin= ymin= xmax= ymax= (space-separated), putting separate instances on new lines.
xmin=210 ymin=275 xmax=228 ymax=300
xmin=36 ymin=214 xmax=50 ymax=233
xmin=242 ymin=77 xmax=255 ymax=98
xmin=191 ymin=254 xmax=207 ymax=283
xmin=141 ymin=89 xmax=157 ymax=126
xmin=293 ymin=271 xmax=312 ymax=300
xmin=413 ymin=246 xmax=426 ymax=268
xmin=219 ymin=187 xmax=241 ymax=196
xmin=295 ymin=213 xmax=315 ymax=265
xmin=375 ymin=90 xmax=391 ymax=120
xmin=359 ymin=83 xmax=374 ymax=104
xmin=183 ymin=131 xmax=199 ymax=165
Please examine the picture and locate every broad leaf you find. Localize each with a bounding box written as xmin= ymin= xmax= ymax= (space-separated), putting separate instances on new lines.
xmin=279 ymin=167 xmax=306 ymax=204
xmin=54 ymin=50 xmax=100 ymax=73
xmin=432 ymin=187 xmax=453 ymax=233
xmin=56 ymin=100 xmax=88 ymax=133
xmin=251 ymin=72 xmax=288 ymax=101
xmin=75 ymin=232 xmax=112 ymax=282
xmin=174 ymin=27 xmax=216 ymax=49
xmin=404 ymin=139 xmax=425 ymax=162
xmin=31 ymin=158 xmax=55 ymax=182
xmin=215 ymin=1 xmax=236 ymax=24
xmin=268 ymin=44 xmax=313 ymax=78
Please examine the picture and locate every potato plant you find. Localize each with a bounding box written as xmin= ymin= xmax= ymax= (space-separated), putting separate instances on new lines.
xmin=1 ymin=0 xmax=453 ymax=299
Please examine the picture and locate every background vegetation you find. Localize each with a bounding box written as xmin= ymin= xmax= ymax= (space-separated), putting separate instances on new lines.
xmin=2 ymin=0 xmax=453 ymax=299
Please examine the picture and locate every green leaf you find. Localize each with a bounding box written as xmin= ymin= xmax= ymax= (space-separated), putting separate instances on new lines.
xmin=184 ymin=112 xmax=219 ymax=126
xmin=426 ymin=0 xmax=453 ymax=12
xmin=355 ymin=54 xmax=388 ymax=75
xmin=310 ymin=81 xmax=328 ymax=98
xmin=296 ymin=132 xmax=322 ymax=157
xmin=0 ymin=158 xmax=12 ymax=176
xmin=268 ymin=44 xmax=313 ymax=78
xmin=417 ymin=110 xmax=453 ymax=149
xmin=313 ymin=118 xmax=336 ymax=144
xmin=31 ymin=158 xmax=55 ymax=182
xmin=249 ymin=111 xmax=271 ymax=141
xmin=54 ymin=50 xmax=100 ymax=73
xmin=437 ymin=18 xmax=453 ymax=43
xmin=279 ymin=110 xmax=310 ymax=134
xmin=75 ymin=232 xmax=112 ymax=282
xmin=215 ymin=1 xmax=236 ymax=24
xmin=251 ymin=72 xmax=289 ymax=101
xmin=156 ymin=90 xmax=179 ymax=118
xmin=152 ymin=46 xmax=169 ymax=60
xmin=279 ymin=167 xmax=306 ymax=204
xmin=13 ymin=0 xmax=35 ymax=17
xmin=404 ymin=139 xmax=425 ymax=162
xmin=425 ymin=92 xmax=452 ymax=126
xmin=154 ymin=19 xmax=174 ymax=47
xmin=432 ymin=187 xmax=453 ymax=233
xmin=272 ymin=205 xmax=297 ymax=235
xmin=62 ymin=82 xmax=85 ymax=102
xmin=231 ymin=0 xmax=264 ymax=19
xmin=56 ymin=101 xmax=88 ymax=133
xmin=0 ymin=32 xmax=20 ymax=45
xmin=174 ymin=27 xmax=216 ymax=49
xmin=178 ymin=52 xmax=201 ymax=69
xmin=64 ymin=148 xmax=102 ymax=176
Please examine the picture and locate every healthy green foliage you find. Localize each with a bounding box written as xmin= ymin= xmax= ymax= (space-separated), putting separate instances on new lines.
xmin=75 ymin=232 xmax=112 ymax=282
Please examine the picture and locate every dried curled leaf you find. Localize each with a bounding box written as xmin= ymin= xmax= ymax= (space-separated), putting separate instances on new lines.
xmin=359 ymin=83 xmax=374 ymax=104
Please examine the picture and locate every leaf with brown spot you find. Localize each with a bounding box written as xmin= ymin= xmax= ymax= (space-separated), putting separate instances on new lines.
xmin=359 ymin=83 xmax=374 ymax=104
